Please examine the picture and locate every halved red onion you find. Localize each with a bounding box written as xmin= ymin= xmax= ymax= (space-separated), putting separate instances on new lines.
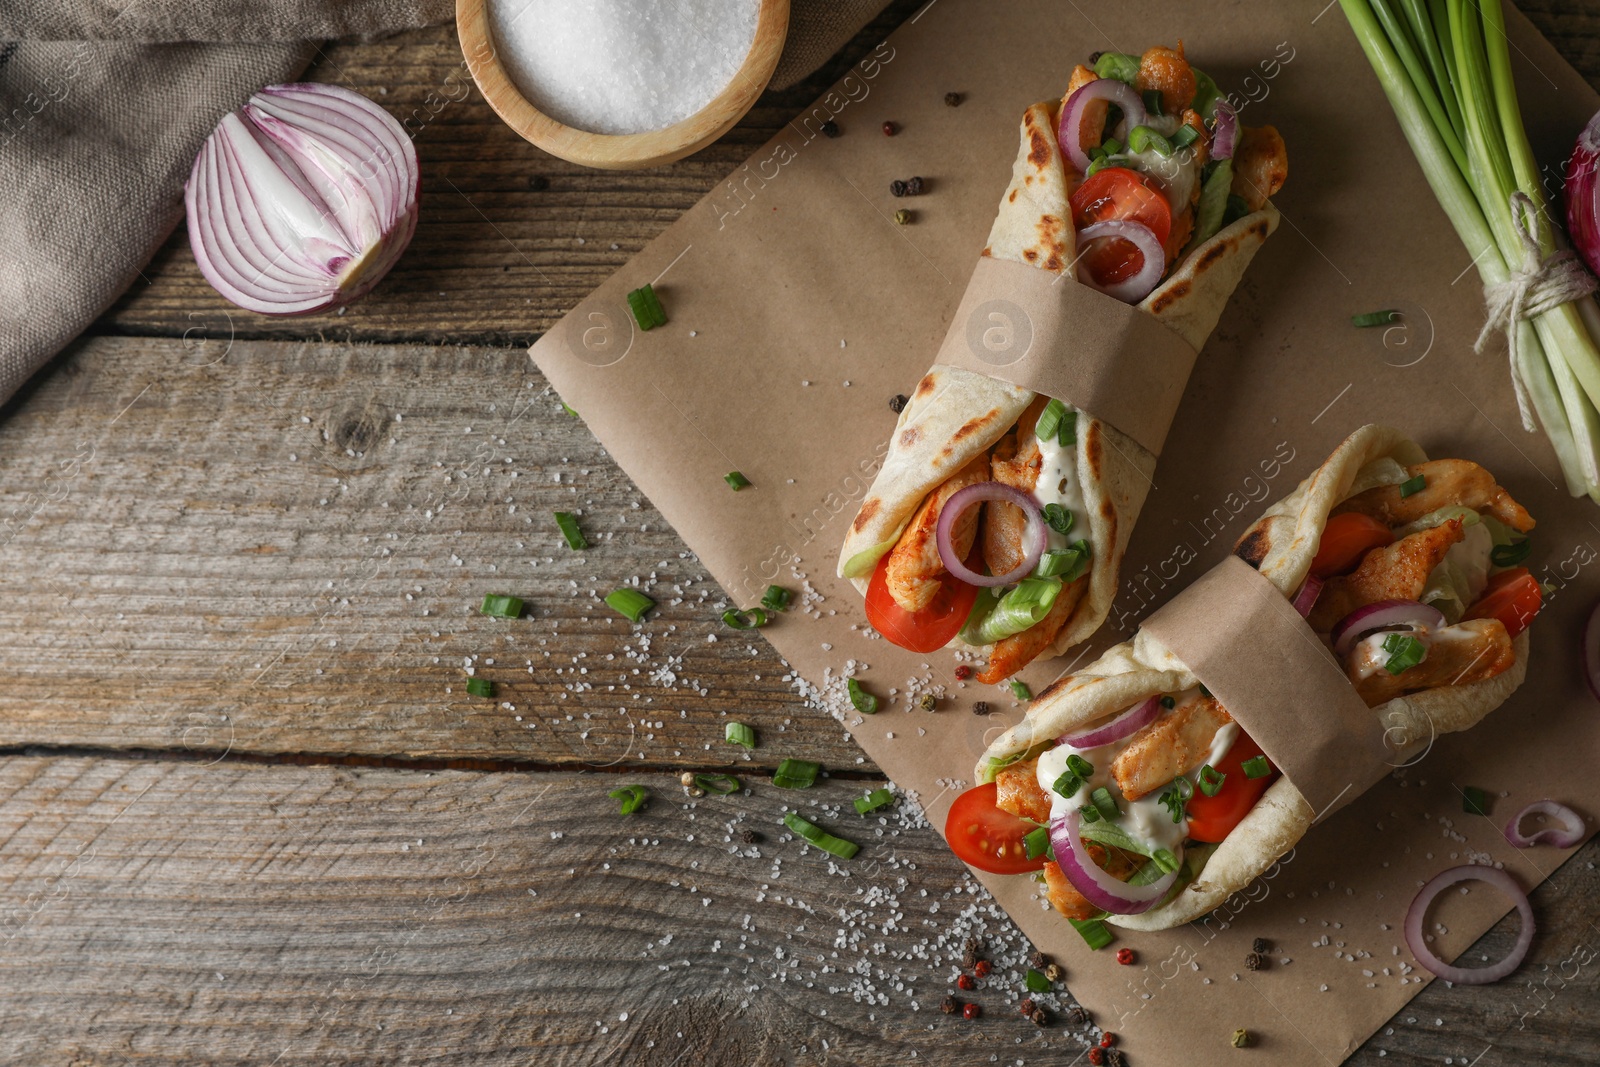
xmin=1291 ymin=574 xmax=1324 ymax=618
xmin=934 ymin=481 xmax=1046 ymax=587
xmin=1058 ymin=77 xmax=1147 ymax=174
xmin=1582 ymin=597 xmax=1600 ymax=703
xmin=1330 ymin=599 xmax=1445 ymax=656
xmin=1211 ymin=99 xmax=1238 ymax=160
xmin=1049 ymin=808 xmax=1177 ymax=914
xmin=1060 ymin=696 xmax=1162 ymax=749
xmin=1404 ymin=865 xmax=1534 ymax=984
xmin=1504 ymin=800 xmax=1586 ymax=848
xmin=1075 ymin=220 xmax=1165 ymax=303
xmin=1565 ymin=109 xmax=1600 ymax=279
xmin=185 ymin=82 xmax=419 ymax=316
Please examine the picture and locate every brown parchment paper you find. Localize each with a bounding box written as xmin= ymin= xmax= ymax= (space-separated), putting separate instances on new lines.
xmin=934 ymin=255 xmax=1198 ymax=454
xmin=1142 ymin=554 xmax=1389 ymax=818
xmin=528 ymin=3 xmax=1600 ymax=1063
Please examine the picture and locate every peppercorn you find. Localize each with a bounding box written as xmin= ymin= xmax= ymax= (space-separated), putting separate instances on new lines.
xmin=1232 ymin=1028 xmax=1254 ymax=1048
xmin=973 ymin=701 xmax=991 ymax=716
xmin=905 ymin=175 xmax=926 ymax=195
xmin=1100 ymin=1032 xmax=1117 ymax=1048
xmin=1019 ymin=997 xmax=1035 ymax=1016
xmin=1030 ymin=950 xmax=1049 ymax=970
xmin=890 ymin=179 xmax=908 ymax=197
xmin=1088 ymin=1049 xmax=1104 ymax=1066
xmin=1116 ymin=947 xmax=1135 ymax=966
xmin=962 ymin=1002 xmax=981 ymax=1021
xmin=882 ymin=120 xmax=897 ymax=136
xmin=944 ymin=91 xmax=962 ymax=107
xmin=1252 ymin=937 xmax=1271 ymax=954
xmin=955 ymin=665 xmax=974 ymax=681
xmin=1045 ymin=962 xmax=1063 ymax=982
xmin=894 ymin=209 xmax=913 ymax=225
xmin=956 ymin=973 xmax=975 ymax=991
xmin=974 ymin=959 xmax=991 ymax=978
xmin=919 ymin=693 xmax=938 ymax=712
xmin=962 ymin=948 xmax=977 ymax=970
xmin=1245 ymin=952 xmax=1266 ymax=971
xmin=740 ymin=829 xmax=760 ymax=845
xmin=964 ymin=937 xmax=979 ymax=953
xmin=1105 ymin=1051 xmax=1128 ymax=1067
xmin=1030 ymin=1007 xmax=1050 ymax=1028
xmin=1067 ymin=1005 xmax=1090 ymax=1026
xmin=820 ymin=120 xmax=840 ymax=138
xmin=528 ymin=175 xmax=550 ymax=190
xmin=1089 ymin=50 xmax=1105 ymax=64
xmin=889 ymin=393 xmax=908 ymax=413
xmin=941 ymin=995 xmax=959 ymax=1015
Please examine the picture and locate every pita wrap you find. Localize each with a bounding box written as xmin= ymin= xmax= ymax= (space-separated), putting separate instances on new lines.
xmin=838 ymin=98 xmax=1281 ymax=664
xmin=978 ymin=424 xmax=1531 ymax=930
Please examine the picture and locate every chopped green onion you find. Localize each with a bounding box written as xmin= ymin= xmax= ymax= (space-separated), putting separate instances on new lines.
xmin=479 ymin=594 xmax=524 ymax=618
xmin=1085 ymin=154 xmax=1128 ymax=178
xmin=1160 ymin=695 xmax=1176 ymax=709
xmin=695 ymin=774 xmax=741 ymax=795
xmin=1197 ymin=764 xmax=1226 ymax=797
xmin=847 ymin=678 xmax=878 ymax=715
xmin=854 ymin=788 xmax=895 ymax=815
xmin=1034 ymin=399 xmax=1077 ymax=447
xmin=1042 ymin=503 xmax=1074 ymax=535
xmin=1241 ymin=755 xmax=1272 ymax=780
xmin=609 ymin=784 xmax=648 ymax=815
xmin=560 ymin=401 xmax=579 ymax=418
xmin=1462 ymin=785 xmax=1492 ymax=816
xmin=1023 ymin=825 xmax=1052 ymax=860
xmin=1094 ymin=51 xmax=1140 ymax=84
xmin=626 ymin=283 xmax=667 ymax=330
xmin=1128 ymin=124 xmax=1172 ymax=156
xmin=1025 ymin=967 xmax=1053 ymax=993
xmin=1171 ymin=122 xmax=1200 ymax=150
xmin=465 ymin=677 xmax=493 ymax=698
xmin=1052 ymin=772 xmax=1082 ymax=799
xmin=1036 ymin=540 xmax=1090 ymax=582
xmin=1066 ymin=754 xmax=1094 ymax=778
xmin=1140 ymin=88 xmax=1164 ymax=116
xmin=1351 ymin=309 xmax=1401 ymax=327
xmin=1398 ymin=473 xmax=1427 ymax=498
xmin=773 ymin=758 xmax=821 ymax=789
xmin=1079 ymin=802 xmax=1101 ymax=824
xmin=1068 ymin=916 xmax=1114 ymax=950
xmin=724 ymin=471 xmax=751 ymax=491
xmin=1087 ymin=144 xmax=1107 ymax=163
xmin=761 ymin=585 xmax=792 ymax=612
xmin=1491 ymin=540 xmax=1531 ymax=567
xmin=725 ymin=722 xmax=756 ymax=749
xmin=1382 ymin=631 xmax=1426 ymax=674
xmin=1190 ymin=158 xmax=1234 ymax=247
xmin=1101 ymin=137 xmax=1123 ymax=156
xmin=1009 ymin=680 xmax=1032 ymax=701
xmin=722 ymin=607 xmax=769 ymax=630
xmin=606 ymin=588 xmax=654 ymax=623
xmin=553 ymin=511 xmax=587 ymax=550
xmin=784 ymin=811 xmax=859 ymax=859
xmin=1091 ymin=786 xmax=1120 ymax=821
xmin=1152 ymin=847 xmax=1180 ymax=874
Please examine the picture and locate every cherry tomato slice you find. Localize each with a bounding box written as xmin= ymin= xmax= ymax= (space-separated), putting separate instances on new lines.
xmin=1463 ymin=566 xmax=1542 ymax=639
xmin=944 ymin=782 xmax=1048 ymax=875
xmin=863 ymin=547 xmax=982 ymax=654
xmin=1068 ymin=167 xmax=1173 ymax=286
xmin=1185 ymin=731 xmax=1276 ymax=844
xmin=1310 ymin=513 xmax=1395 ymax=578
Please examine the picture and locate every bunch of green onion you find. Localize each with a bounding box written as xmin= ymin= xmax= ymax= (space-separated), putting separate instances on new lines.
xmin=1342 ymin=0 xmax=1600 ymax=500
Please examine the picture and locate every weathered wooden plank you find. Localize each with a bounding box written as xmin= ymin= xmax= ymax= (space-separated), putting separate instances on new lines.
xmin=0 ymin=755 xmax=1590 ymax=1066
xmin=0 ymin=335 xmax=865 ymax=767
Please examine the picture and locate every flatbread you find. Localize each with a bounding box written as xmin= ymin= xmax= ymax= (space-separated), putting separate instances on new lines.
xmin=838 ymin=99 xmax=1280 ymax=664
xmin=977 ymin=424 xmax=1531 ymax=930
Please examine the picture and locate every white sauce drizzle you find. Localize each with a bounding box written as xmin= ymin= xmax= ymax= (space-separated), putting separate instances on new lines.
xmin=1033 ymin=411 xmax=1086 ymax=555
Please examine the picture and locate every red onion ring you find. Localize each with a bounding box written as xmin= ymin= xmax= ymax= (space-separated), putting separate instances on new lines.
xmin=1330 ymin=599 xmax=1445 ymax=656
xmin=1049 ymin=808 xmax=1177 ymax=914
xmin=1211 ymin=99 xmax=1238 ymax=160
xmin=1058 ymin=78 xmax=1147 ymax=174
xmin=1582 ymin=597 xmax=1600 ymax=703
xmin=1291 ymin=574 xmax=1324 ymax=618
xmin=934 ymin=481 xmax=1046 ymax=587
xmin=1503 ymin=800 xmax=1586 ymax=848
xmin=1075 ymin=220 xmax=1165 ymax=303
xmin=1404 ymin=865 xmax=1534 ymax=984
xmin=1059 ymin=696 xmax=1162 ymax=749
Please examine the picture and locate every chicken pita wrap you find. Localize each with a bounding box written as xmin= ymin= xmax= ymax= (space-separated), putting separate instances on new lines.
xmin=951 ymin=425 xmax=1538 ymax=932
xmin=838 ymin=45 xmax=1287 ymax=682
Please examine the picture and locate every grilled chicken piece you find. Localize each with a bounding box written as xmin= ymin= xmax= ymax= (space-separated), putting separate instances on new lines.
xmin=1044 ymin=846 xmax=1143 ymax=921
xmin=976 ymin=578 xmax=1085 ymax=684
xmin=1349 ymin=618 xmax=1515 ymax=705
xmin=1230 ymin=125 xmax=1288 ymax=212
xmin=1110 ymin=695 xmax=1233 ymax=801
xmin=994 ymin=758 xmax=1053 ymax=824
xmin=1334 ymin=459 xmax=1535 ymax=533
xmin=985 ymin=429 xmax=1044 ymax=578
xmin=1307 ymin=519 xmax=1464 ymax=633
xmin=884 ymin=452 xmax=991 ymax=613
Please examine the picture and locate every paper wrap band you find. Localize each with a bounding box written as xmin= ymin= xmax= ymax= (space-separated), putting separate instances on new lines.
xmin=932 ymin=256 xmax=1198 ymax=456
xmin=1140 ymin=555 xmax=1390 ymax=819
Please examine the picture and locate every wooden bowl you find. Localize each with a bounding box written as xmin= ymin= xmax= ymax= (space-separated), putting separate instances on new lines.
xmin=457 ymin=0 xmax=790 ymax=170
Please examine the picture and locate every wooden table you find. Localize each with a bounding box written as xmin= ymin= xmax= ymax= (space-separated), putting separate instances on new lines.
xmin=9 ymin=3 xmax=1598 ymax=1062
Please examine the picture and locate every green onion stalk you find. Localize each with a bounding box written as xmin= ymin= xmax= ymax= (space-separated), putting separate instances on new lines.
xmin=1342 ymin=0 xmax=1600 ymax=500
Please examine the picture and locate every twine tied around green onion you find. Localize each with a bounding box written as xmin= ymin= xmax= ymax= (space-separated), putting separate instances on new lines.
xmin=1475 ymin=190 xmax=1599 ymax=431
